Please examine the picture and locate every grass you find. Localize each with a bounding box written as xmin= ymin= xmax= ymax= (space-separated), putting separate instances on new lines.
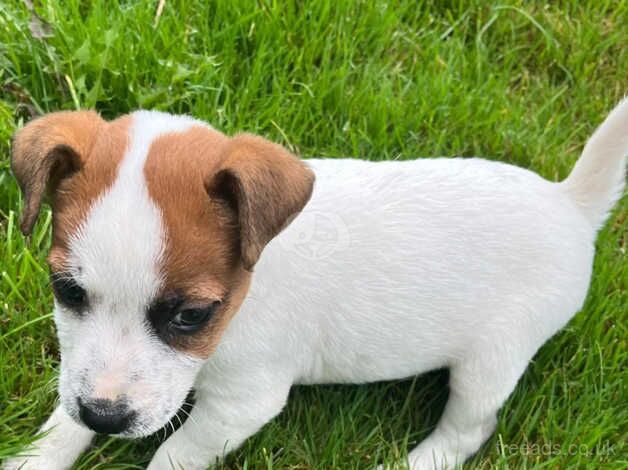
xmin=0 ymin=0 xmax=626 ymax=468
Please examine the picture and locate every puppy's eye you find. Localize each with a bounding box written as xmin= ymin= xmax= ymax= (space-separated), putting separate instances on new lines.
xmin=51 ymin=274 xmax=87 ymax=309
xmin=169 ymin=301 xmax=220 ymax=333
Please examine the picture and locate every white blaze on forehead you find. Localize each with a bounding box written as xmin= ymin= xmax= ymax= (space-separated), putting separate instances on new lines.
xmin=68 ymin=111 xmax=207 ymax=305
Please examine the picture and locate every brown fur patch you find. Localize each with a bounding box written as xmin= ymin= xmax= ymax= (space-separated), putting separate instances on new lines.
xmin=207 ymin=134 xmax=316 ymax=270
xmin=145 ymin=127 xmax=314 ymax=358
xmin=12 ymin=111 xmax=132 ymax=270
xmin=51 ymin=116 xmax=131 ymax=253
xmin=11 ymin=111 xmax=104 ymax=235
xmin=144 ymin=126 xmax=249 ymax=357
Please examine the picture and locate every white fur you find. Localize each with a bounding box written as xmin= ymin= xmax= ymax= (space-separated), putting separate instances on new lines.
xmin=5 ymin=100 xmax=626 ymax=470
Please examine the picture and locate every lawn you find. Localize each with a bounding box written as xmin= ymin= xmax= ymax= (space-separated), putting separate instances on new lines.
xmin=0 ymin=0 xmax=626 ymax=468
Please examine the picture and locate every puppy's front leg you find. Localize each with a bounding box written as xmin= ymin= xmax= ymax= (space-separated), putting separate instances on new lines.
xmin=3 ymin=405 xmax=94 ymax=470
xmin=147 ymin=377 xmax=291 ymax=470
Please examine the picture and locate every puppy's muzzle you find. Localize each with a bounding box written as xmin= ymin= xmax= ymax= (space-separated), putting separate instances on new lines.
xmin=78 ymin=397 xmax=136 ymax=434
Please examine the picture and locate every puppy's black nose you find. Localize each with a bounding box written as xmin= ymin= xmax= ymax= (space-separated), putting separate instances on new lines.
xmin=78 ymin=398 xmax=136 ymax=434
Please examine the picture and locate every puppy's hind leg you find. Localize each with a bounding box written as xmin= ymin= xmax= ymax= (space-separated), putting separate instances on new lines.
xmin=405 ymin=349 xmax=532 ymax=470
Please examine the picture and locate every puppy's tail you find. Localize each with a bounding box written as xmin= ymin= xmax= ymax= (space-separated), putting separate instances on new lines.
xmin=562 ymin=98 xmax=628 ymax=228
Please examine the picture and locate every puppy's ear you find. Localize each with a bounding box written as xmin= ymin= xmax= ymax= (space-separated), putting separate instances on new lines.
xmin=11 ymin=111 xmax=104 ymax=235
xmin=206 ymin=133 xmax=315 ymax=271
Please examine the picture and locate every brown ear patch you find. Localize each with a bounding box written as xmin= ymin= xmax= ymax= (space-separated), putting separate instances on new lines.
xmin=11 ymin=111 xmax=104 ymax=235
xmin=12 ymin=111 xmax=132 ymax=273
xmin=144 ymin=126 xmax=250 ymax=358
xmin=144 ymin=127 xmax=314 ymax=358
xmin=207 ymin=133 xmax=315 ymax=270
xmin=49 ymin=116 xmax=132 ymax=255
xmin=144 ymin=126 xmax=239 ymax=290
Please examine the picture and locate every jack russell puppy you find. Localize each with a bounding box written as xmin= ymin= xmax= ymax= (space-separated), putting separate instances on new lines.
xmin=4 ymin=99 xmax=627 ymax=470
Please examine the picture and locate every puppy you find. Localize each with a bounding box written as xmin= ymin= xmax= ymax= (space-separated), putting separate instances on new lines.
xmin=4 ymin=100 xmax=626 ymax=470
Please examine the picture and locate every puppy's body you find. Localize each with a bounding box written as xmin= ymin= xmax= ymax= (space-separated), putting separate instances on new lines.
xmin=189 ymin=157 xmax=594 ymax=469
xmin=5 ymin=100 xmax=627 ymax=470
xmin=247 ymin=157 xmax=592 ymax=385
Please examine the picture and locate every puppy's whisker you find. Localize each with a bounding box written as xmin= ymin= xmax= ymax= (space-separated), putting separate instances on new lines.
xmin=178 ymin=407 xmax=200 ymax=428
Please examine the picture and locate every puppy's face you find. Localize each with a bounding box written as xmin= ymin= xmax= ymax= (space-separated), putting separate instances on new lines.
xmin=12 ymin=111 xmax=314 ymax=437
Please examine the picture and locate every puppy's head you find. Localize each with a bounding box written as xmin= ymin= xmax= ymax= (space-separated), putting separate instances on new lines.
xmin=11 ymin=110 xmax=314 ymax=437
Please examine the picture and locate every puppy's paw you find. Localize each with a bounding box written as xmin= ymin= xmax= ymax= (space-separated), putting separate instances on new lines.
xmin=148 ymin=439 xmax=218 ymax=470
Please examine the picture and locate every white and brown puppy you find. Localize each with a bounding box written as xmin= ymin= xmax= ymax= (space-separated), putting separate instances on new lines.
xmin=4 ymin=100 xmax=627 ymax=470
